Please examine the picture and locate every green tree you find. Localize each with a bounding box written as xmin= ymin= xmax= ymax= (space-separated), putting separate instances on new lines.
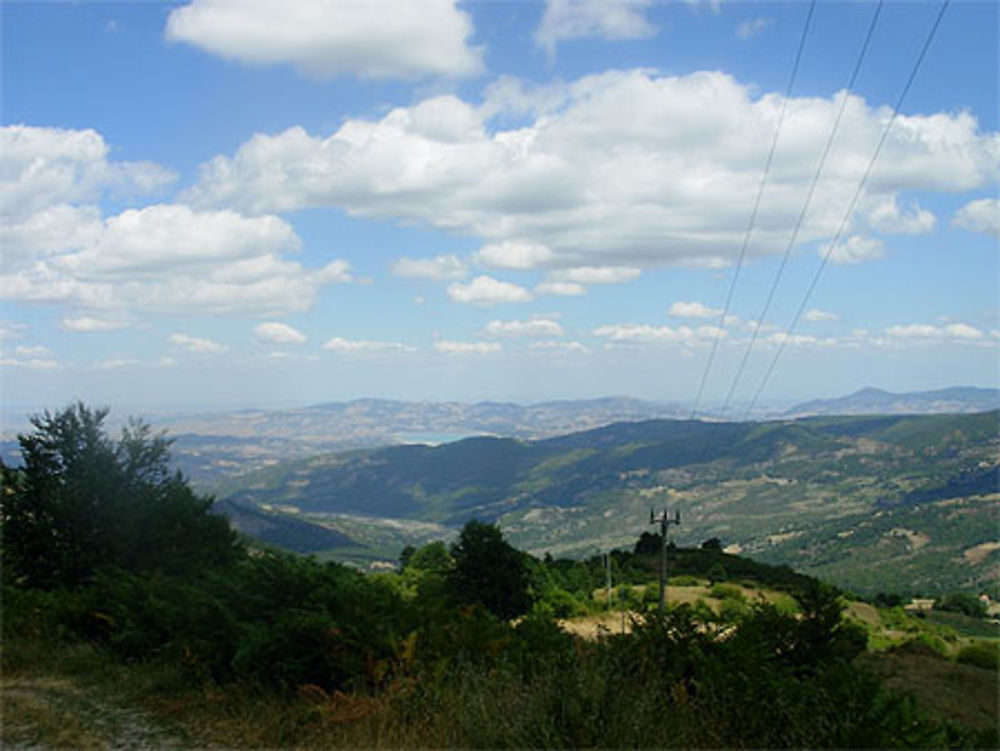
xmin=1 ymin=403 xmax=239 ymax=589
xmin=935 ymin=592 xmax=988 ymax=618
xmin=449 ymin=520 xmax=532 ymax=619
xmin=407 ymin=540 xmax=453 ymax=574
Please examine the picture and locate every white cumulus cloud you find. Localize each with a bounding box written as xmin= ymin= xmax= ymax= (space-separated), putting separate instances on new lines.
xmin=803 ymin=309 xmax=839 ymax=322
xmin=669 ymin=301 xmax=721 ymax=319
xmin=475 ymin=240 xmax=553 ymax=270
xmin=826 ymin=235 xmax=886 ymax=266
xmin=390 ymin=254 xmax=467 ymax=281
xmin=184 ymin=70 xmax=997 ymax=274
xmin=535 ymin=0 xmax=656 ymax=56
xmin=484 ymin=318 xmax=565 ymax=337
xmin=884 ymin=322 xmax=984 ymax=341
xmin=434 ymin=340 xmax=502 ymax=354
xmin=254 ymin=321 xmax=306 ymax=345
xmin=551 ymin=266 xmax=641 ymax=284
xmin=447 ymin=276 xmax=533 ymax=305
xmin=535 ymin=281 xmax=586 ymax=297
xmin=953 ymin=198 xmax=1000 ymax=238
xmin=165 ymin=0 xmax=482 ymax=79
xmin=169 ymin=332 xmax=229 ymax=353
xmin=322 ymin=337 xmax=414 ymax=353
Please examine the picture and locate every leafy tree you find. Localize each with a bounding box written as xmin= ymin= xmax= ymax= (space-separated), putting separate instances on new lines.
xmin=407 ymin=540 xmax=453 ymax=574
xmin=633 ymin=531 xmax=662 ymax=556
xmin=1 ymin=403 xmax=239 ymax=589
xmin=701 ymin=536 xmax=723 ymax=550
xmin=449 ymin=520 xmax=532 ymax=619
xmin=398 ymin=544 xmax=416 ymax=569
xmin=935 ymin=592 xmax=987 ymax=618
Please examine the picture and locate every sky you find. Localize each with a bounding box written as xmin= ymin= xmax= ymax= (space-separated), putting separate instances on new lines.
xmin=1 ymin=0 xmax=997 ymax=419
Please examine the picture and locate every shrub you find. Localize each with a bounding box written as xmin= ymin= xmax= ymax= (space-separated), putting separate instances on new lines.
xmin=710 ymin=583 xmax=745 ymax=602
xmin=668 ymin=574 xmax=701 ymax=587
xmin=894 ymin=633 xmax=949 ymax=658
xmin=955 ymin=641 xmax=999 ymax=671
xmin=935 ymin=592 xmax=988 ymax=618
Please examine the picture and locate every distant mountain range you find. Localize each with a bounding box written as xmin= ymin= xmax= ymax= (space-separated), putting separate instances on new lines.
xmin=783 ymin=387 xmax=1000 ymax=418
xmin=217 ymin=410 xmax=999 ymax=595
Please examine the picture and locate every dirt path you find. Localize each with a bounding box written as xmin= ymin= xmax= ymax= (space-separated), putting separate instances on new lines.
xmin=2 ymin=676 xmax=189 ymax=749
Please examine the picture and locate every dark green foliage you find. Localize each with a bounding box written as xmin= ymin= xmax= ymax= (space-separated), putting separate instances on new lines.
xmin=1 ymin=404 xmax=239 ymax=589
xmin=448 ymin=520 xmax=532 ymax=619
xmin=406 ymin=540 xmax=452 ymax=574
xmin=3 ymin=405 xmax=993 ymax=746
xmin=700 ymin=537 xmax=722 ymax=550
xmin=935 ymin=592 xmax=988 ymax=618
xmin=707 ymin=562 xmax=727 ymax=583
xmin=634 ymin=531 xmax=661 ymax=555
xmin=955 ymin=641 xmax=999 ymax=671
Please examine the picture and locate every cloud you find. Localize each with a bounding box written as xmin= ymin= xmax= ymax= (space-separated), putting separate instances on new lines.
xmin=165 ymin=0 xmax=482 ymax=79
xmin=447 ymin=275 xmax=533 ymax=305
xmin=2 ymin=203 xmax=350 ymax=316
xmin=475 ymin=240 xmax=553 ymax=270
xmin=0 ymin=355 xmax=60 ymax=370
xmin=866 ymin=197 xmax=936 ymax=235
xmin=535 ymin=281 xmax=586 ymax=297
xmin=0 ymin=125 xmax=174 ymax=219
xmin=186 ymin=70 xmax=998 ymax=273
xmin=254 ymin=321 xmax=306 ymax=345
xmin=94 ymin=356 xmax=177 ymax=371
xmin=884 ymin=322 xmax=984 ymax=342
xmin=669 ymin=301 xmax=720 ymax=319
xmin=551 ymin=266 xmax=640 ymax=284
xmin=484 ymin=318 xmax=565 ymax=337
xmin=169 ymin=332 xmax=229 ymax=353
xmin=953 ymin=197 xmax=1000 ymax=238
xmin=53 ymin=204 xmax=301 ymax=279
xmin=322 ymin=337 xmax=414 ymax=353
xmin=592 ymin=322 xmax=724 ymax=344
xmin=0 ymin=321 xmax=27 ymax=339
xmin=803 ymin=308 xmax=838 ymax=322
xmin=434 ymin=340 xmax=502 ymax=354
xmin=390 ymin=254 xmax=467 ymax=281
xmin=60 ymin=316 xmax=133 ymax=332
xmin=530 ymin=340 xmax=588 ymax=353
xmin=2 ymin=127 xmax=353 ymax=317
xmin=826 ymin=235 xmax=885 ymax=265
xmin=535 ymin=0 xmax=656 ymax=56
xmin=736 ymin=17 xmax=770 ymax=40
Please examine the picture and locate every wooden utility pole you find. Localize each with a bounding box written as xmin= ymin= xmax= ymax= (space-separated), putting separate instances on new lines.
xmin=650 ymin=507 xmax=681 ymax=612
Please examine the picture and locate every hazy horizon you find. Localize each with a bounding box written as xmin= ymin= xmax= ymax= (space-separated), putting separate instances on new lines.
xmin=2 ymin=1 xmax=997 ymax=418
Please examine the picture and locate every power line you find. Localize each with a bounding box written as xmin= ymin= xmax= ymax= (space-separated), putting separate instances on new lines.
xmin=683 ymin=0 xmax=816 ymax=430
xmin=714 ymin=0 xmax=885 ymax=423
xmin=741 ymin=0 xmax=951 ymax=421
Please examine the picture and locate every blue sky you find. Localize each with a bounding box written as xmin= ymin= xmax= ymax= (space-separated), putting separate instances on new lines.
xmin=1 ymin=0 xmax=997 ymax=418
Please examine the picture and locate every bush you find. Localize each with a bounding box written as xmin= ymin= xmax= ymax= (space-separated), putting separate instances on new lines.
xmin=894 ymin=633 xmax=950 ymax=658
xmin=955 ymin=641 xmax=999 ymax=671
xmin=935 ymin=592 xmax=988 ymax=618
xmin=710 ymin=583 xmax=745 ymax=602
xmin=668 ymin=574 xmax=701 ymax=587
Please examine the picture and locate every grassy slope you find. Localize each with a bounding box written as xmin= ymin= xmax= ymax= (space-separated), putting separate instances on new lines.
xmin=215 ymin=411 xmax=998 ymax=593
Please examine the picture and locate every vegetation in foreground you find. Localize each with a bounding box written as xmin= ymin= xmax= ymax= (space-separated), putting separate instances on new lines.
xmin=3 ymin=405 xmax=998 ymax=748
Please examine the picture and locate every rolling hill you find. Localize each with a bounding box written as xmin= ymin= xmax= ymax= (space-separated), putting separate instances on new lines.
xmin=784 ymin=386 xmax=1000 ymax=418
xmin=217 ymin=410 xmax=999 ymax=595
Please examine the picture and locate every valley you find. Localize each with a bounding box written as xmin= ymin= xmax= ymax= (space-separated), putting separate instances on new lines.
xmin=212 ymin=408 xmax=999 ymax=597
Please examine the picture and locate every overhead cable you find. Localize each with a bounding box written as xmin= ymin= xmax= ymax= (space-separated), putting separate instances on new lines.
xmin=742 ymin=1 xmax=951 ymax=421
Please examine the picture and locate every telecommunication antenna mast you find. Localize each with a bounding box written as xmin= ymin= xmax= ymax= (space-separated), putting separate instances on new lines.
xmin=650 ymin=507 xmax=681 ymax=612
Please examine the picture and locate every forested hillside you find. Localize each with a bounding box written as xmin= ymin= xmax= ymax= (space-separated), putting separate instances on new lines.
xmin=4 ymin=405 xmax=997 ymax=749
xmin=217 ymin=410 xmax=999 ymax=595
